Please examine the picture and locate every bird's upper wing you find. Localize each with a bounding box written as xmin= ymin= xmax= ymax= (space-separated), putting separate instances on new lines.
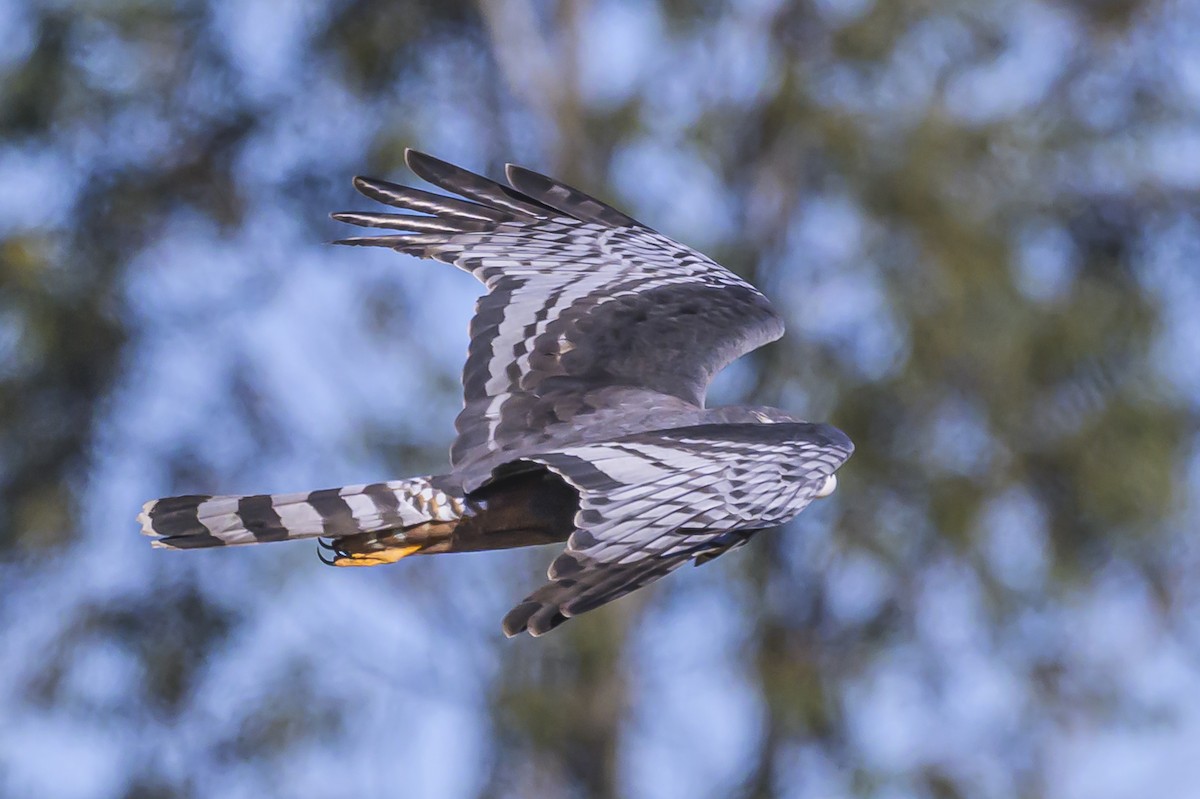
xmin=334 ymin=151 xmax=785 ymax=490
xmin=499 ymin=422 xmax=854 ymax=637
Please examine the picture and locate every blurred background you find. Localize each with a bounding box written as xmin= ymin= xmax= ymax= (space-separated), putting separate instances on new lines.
xmin=2 ymin=0 xmax=1199 ymax=796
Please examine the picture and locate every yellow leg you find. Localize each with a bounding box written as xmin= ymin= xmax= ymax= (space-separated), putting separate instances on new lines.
xmin=329 ymin=544 xmax=423 ymax=567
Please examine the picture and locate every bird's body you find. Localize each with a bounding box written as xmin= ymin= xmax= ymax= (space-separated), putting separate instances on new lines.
xmin=140 ymin=151 xmax=854 ymax=636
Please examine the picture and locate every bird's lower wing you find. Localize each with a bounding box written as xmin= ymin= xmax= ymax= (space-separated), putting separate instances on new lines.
xmin=501 ymin=422 xmax=854 ymax=636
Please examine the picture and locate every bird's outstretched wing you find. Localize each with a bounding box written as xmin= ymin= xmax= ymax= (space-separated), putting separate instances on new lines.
xmin=334 ymin=151 xmax=785 ymax=490
xmin=499 ymin=422 xmax=854 ymax=637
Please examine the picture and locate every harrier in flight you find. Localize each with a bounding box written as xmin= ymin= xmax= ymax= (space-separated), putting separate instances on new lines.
xmin=140 ymin=151 xmax=854 ymax=637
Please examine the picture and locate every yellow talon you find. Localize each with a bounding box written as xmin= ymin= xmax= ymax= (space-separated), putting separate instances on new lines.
xmin=333 ymin=544 xmax=423 ymax=567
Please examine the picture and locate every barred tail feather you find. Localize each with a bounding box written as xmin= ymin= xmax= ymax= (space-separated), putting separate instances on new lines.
xmin=140 ymin=477 xmax=464 ymax=550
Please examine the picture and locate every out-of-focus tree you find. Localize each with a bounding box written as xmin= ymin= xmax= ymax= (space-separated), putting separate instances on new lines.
xmin=2 ymin=1 xmax=1198 ymax=798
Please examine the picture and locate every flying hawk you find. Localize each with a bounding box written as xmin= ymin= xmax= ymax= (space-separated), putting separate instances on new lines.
xmin=139 ymin=151 xmax=854 ymax=637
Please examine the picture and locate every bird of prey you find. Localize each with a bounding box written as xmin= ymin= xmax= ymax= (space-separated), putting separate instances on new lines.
xmin=139 ymin=150 xmax=854 ymax=637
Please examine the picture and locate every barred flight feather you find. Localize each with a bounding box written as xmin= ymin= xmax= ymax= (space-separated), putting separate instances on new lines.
xmin=350 ymin=177 xmax=512 ymax=223
xmin=501 ymin=423 xmax=853 ymax=637
xmin=333 ymin=148 xmax=786 ymax=491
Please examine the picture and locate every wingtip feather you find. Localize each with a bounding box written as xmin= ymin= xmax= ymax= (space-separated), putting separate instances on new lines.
xmin=350 ymin=175 xmax=413 ymax=207
xmin=331 ymin=236 xmax=403 ymax=248
xmin=403 ymin=148 xmax=445 ymax=181
xmin=331 ymin=211 xmax=464 ymax=234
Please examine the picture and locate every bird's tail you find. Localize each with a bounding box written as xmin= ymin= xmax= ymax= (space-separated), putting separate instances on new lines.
xmin=140 ymin=477 xmax=465 ymax=565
